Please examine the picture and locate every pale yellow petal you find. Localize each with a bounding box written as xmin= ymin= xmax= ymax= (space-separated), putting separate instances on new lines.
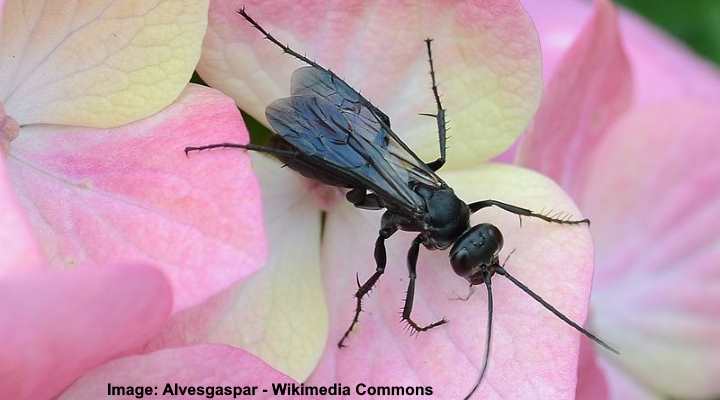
xmin=0 ymin=0 xmax=208 ymax=127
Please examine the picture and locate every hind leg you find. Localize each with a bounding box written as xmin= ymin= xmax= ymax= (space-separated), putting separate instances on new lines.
xmin=420 ymin=39 xmax=448 ymax=172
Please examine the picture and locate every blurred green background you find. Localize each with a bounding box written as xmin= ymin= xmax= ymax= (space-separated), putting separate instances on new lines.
xmin=616 ymin=0 xmax=720 ymax=66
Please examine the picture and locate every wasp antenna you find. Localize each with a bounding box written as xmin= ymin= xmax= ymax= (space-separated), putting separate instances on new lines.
xmin=464 ymin=276 xmax=493 ymax=400
xmin=495 ymin=266 xmax=619 ymax=355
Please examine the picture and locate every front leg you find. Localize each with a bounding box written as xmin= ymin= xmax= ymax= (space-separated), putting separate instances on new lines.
xmin=402 ymin=235 xmax=448 ymax=333
xmin=337 ymin=224 xmax=398 ymax=348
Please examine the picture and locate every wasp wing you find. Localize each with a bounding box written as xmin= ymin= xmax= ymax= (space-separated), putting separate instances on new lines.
xmin=291 ymin=66 xmax=390 ymax=126
xmin=266 ymin=94 xmax=425 ymax=213
xmin=290 ymin=66 xmax=445 ymax=189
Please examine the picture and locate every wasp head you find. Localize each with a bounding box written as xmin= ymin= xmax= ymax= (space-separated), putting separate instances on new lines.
xmin=448 ymin=223 xmax=504 ymax=285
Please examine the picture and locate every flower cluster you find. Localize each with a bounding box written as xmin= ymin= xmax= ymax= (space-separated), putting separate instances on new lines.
xmin=1 ymin=0 xmax=717 ymax=399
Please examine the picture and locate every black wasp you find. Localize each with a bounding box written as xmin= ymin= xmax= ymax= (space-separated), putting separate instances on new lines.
xmin=186 ymin=8 xmax=618 ymax=399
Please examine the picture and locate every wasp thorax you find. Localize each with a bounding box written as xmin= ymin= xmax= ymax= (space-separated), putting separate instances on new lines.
xmin=421 ymin=189 xmax=470 ymax=250
xmin=449 ymin=223 xmax=504 ymax=284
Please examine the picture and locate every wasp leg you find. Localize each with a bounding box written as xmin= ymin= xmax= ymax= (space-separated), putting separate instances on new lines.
xmin=238 ymin=8 xmax=325 ymax=78
xmin=420 ymin=39 xmax=447 ymax=172
xmin=337 ymin=224 xmax=398 ymax=348
xmin=184 ymin=142 xmax=298 ymax=158
xmin=346 ymin=188 xmax=383 ymax=210
xmin=468 ymin=199 xmax=590 ymax=225
xmin=238 ymin=8 xmax=391 ymax=128
xmin=402 ymin=235 xmax=448 ymax=334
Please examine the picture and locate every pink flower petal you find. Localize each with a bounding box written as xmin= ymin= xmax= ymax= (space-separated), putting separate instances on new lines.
xmin=199 ymin=0 xmax=542 ymax=166
xmin=598 ymin=357 xmax=658 ymax=400
xmin=521 ymin=0 xmax=720 ymax=105
xmin=60 ymin=345 xmax=299 ymax=400
xmin=0 ymin=153 xmax=43 ymax=272
xmin=0 ymin=263 xmax=172 ymax=400
xmin=311 ymin=164 xmax=594 ymax=399
xmin=520 ymin=0 xmax=591 ymax=82
xmin=617 ymin=11 xmax=720 ymax=105
xmin=517 ymin=0 xmax=633 ymax=194
xmin=575 ymin=338 xmax=609 ymax=400
xmin=147 ymin=155 xmax=328 ymax=382
xmin=576 ymin=337 xmax=659 ymax=400
xmin=0 ymin=0 xmax=209 ymax=128
xmin=5 ymin=85 xmax=266 ymax=310
xmin=579 ymin=101 xmax=720 ymax=398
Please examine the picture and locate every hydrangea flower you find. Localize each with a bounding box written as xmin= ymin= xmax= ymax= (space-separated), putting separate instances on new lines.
xmin=168 ymin=1 xmax=599 ymax=398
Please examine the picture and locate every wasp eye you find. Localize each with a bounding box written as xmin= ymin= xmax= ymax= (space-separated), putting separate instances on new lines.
xmin=450 ymin=247 xmax=473 ymax=278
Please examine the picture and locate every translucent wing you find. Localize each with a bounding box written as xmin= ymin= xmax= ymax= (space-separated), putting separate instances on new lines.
xmin=266 ymin=94 xmax=426 ymax=213
xmin=291 ymin=66 xmax=389 ymax=125
xmin=290 ymin=66 xmax=445 ymax=189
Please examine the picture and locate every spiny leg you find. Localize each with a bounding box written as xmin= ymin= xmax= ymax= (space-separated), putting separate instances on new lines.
xmin=184 ymin=142 xmax=298 ymax=158
xmin=468 ymin=199 xmax=590 ymax=225
xmin=402 ymin=235 xmax=448 ymax=333
xmin=238 ymin=8 xmax=390 ymax=124
xmin=337 ymin=225 xmax=398 ymax=348
xmin=419 ymin=38 xmax=447 ymax=172
xmin=238 ymin=8 xmax=327 ymax=75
